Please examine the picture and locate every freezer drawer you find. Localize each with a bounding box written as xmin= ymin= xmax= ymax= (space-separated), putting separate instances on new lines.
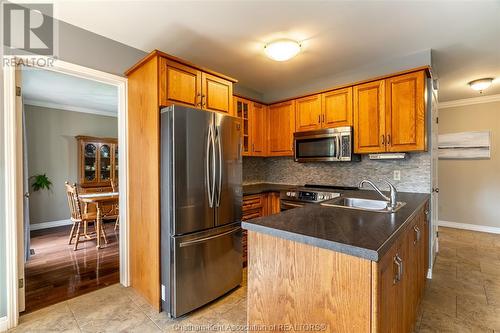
xmin=168 ymin=223 xmax=242 ymax=318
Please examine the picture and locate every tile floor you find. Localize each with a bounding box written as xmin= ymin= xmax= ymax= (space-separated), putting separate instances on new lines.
xmin=10 ymin=227 xmax=500 ymax=332
xmin=417 ymin=227 xmax=500 ymax=333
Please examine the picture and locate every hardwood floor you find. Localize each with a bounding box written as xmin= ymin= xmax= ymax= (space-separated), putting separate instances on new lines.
xmin=24 ymin=222 xmax=119 ymax=314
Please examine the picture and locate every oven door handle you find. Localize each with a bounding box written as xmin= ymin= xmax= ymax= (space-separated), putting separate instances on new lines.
xmin=281 ymin=201 xmax=305 ymax=209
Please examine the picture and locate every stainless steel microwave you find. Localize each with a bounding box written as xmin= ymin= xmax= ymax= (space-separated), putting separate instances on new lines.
xmin=294 ymin=127 xmax=360 ymax=162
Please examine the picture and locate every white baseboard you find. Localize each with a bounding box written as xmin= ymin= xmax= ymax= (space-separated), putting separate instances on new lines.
xmin=438 ymin=220 xmax=500 ymax=235
xmin=0 ymin=316 xmax=8 ymax=332
xmin=30 ymin=219 xmax=73 ymax=231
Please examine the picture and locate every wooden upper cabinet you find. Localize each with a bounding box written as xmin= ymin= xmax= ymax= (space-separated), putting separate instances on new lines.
xmin=385 ymin=71 xmax=426 ymax=152
xmin=353 ymin=80 xmax=386 ymax=153
xmin=250 ymin=102 xmax=268 ymax=156
xmin=202 ymin=72 xmax=233 ymax=115
xmin=160 ymin=58 xmax=201 ymax=108
xmin=268 ymin=100 xmax=296 ymax=156
xmin=295 ymin=94 xmax=322 ymax=132
xmin=234 ymin=97 xmax=251 ymax=156
xmin=321 ymin=87 xmax=353 ymax=128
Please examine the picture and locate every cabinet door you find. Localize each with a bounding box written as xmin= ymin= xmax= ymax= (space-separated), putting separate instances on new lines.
xmin=321 ymin=87 xmax=353 ymax=128
xmin=377 ymin=244 xmax=400 ymax=333
xmin=250 ymin=102 xmax=268 ymax=156
xmin=353 ymin=80 xmax=386 ymax=153
xmin=112 ymin=143 xmax=119 ymax=184
xmin=265 ymin=192 xmax=281 ymax=215
xmin=81 ymin=142 xmax=98 ymax=185
xmin=98 ymin=143 xmax=112 ymax=184
xmin=295 ymin=94 xmax=322 ymax=132
xmin=160 ymin=58 xmax=202 ymax=108
xmin=201 ymin=72 xmax=233 ymax=114
xmin=234 ymin=97 xmax=251 ymax=156
xmin=401 ymin=222 xmax=417 ymax=333
xmin=386 ymin=71 xmax=426 ymax=152
xmin=268 ymin=100 xmax=296 ymax=156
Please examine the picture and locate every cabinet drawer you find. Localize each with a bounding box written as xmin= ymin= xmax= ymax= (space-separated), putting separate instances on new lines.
xmin=242 ymin=195 xmax=265 ymax=211
xmin=242 ymin=210 xmax=263 ymax=221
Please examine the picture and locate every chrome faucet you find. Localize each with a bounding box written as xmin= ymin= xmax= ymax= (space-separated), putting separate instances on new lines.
xmin=359 ymin=179 xmax=398 ymax=210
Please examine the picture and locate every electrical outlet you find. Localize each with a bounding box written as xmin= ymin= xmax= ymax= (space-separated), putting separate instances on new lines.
xmin=393 ymin=170 xmax=401 ymax=181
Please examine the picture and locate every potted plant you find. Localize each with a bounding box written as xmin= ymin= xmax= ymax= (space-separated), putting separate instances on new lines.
xmin=30 ymin=174 xmax=53 ymax=192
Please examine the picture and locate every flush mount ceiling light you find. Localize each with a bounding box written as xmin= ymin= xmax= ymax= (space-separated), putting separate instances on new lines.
xmin=468 ymin=78 xmax=494 ymax=93
xmin=264 ymin=39 xmax=301 ymax=61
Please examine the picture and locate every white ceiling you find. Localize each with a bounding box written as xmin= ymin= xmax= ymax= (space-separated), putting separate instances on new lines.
xmin=22 ymin=68 xmax=118 ymax=116
xmin=51 ymin=1 xmax=500 ymax=102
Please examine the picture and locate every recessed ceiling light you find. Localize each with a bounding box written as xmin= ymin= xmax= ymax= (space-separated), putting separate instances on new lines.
xmin=264 ymin=39 xmax=301 ymax=62
xmin=468 ymin=78 xmax=494 ymax=92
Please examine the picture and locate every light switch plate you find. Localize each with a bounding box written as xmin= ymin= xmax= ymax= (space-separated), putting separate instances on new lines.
xmin=394 ymin=170 xmax=401 ymax=181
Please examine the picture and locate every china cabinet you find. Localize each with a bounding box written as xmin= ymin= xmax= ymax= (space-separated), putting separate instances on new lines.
xmin=76 ymin=136 xmax=118 ymax=188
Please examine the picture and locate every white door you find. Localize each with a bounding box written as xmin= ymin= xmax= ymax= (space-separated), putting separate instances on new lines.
xmin=430 ymin=82 xmax=439 ymax=273
xmin=16 ymin=66 xmax=26 ymax=312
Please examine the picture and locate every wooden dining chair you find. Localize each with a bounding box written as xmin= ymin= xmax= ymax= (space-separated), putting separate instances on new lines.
xmin=111 ymin=180 xmax=120 ymax=230
xmin=65 ymin=182 xmax=97 ymax=250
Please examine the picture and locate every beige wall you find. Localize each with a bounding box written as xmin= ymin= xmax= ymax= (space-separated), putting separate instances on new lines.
xmin=25 ymin=105 xmax=118 ymax=225
xmin=438 ymin=100 xmax=500 ymax=228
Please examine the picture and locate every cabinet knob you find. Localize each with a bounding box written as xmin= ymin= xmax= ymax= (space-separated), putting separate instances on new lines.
xmin=381 ymin=135 xmax=385 ymax=145
xmin=387 ymin=134 xmax=391 ymax=145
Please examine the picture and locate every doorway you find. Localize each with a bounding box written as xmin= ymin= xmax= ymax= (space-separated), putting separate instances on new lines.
xmin=20 ymin=66 xmax=120 ymax=313
xmin=3 ymin=57 xmax=128 ymax=329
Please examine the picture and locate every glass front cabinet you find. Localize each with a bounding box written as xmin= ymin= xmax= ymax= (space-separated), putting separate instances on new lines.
xmin=76 ymin=136 xmax=118 ymax=188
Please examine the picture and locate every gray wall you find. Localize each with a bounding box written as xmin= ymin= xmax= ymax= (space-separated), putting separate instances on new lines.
xmin=438 ymin=101 xmax=500 ymax=228
xmin=243 ymin=153 xmax=431 ymax=193
xmin=0 ymin=15 xmax=146 ymax=318
xmin=25 ymin=105 xmax=118 ymax=225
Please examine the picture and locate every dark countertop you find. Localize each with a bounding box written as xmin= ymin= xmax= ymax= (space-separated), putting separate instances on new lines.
xmin=243 ymin=183 xmax=297 ymax=196
xmin=242 ymin=190 xmax=430 ymax=262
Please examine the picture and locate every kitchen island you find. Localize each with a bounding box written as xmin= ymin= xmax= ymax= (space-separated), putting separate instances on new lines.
xmin=242 ymin=190 xmax=430 ymax=333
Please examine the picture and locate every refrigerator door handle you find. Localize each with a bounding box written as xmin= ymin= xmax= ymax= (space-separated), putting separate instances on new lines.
xmin=178 ymin=227 xmax=241 ymax=247
xmin=211 ymin=123 xmax=217 ymax=207
xmin=216 ymin=126 xmax=222 ymax=207
xmin=206 ymin=125 xmax=214 ymax=208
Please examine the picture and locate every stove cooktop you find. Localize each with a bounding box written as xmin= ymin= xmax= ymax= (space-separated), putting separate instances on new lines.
xmin=280 ymin=184 xmax=357 ymax=203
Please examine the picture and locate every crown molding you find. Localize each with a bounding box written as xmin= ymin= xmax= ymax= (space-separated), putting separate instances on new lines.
xmin=23 ymin=99 xmax=117 ymax=118
xmin=439 ymin=94 xmax=500 ymax=109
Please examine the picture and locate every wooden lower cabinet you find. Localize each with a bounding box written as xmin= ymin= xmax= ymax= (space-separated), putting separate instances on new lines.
xmin=242 ymin=192 xmax=281 ymax=266
xmin=373 ymin=204 xmax=429 ymax=333
xmin=247 ymin=202 xmax=429 ymax=332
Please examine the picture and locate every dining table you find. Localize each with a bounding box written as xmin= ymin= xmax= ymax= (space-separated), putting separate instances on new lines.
xmin=79 ymin=192 xmax=119 ymax=249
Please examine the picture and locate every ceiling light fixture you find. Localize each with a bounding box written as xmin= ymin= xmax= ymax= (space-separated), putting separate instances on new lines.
xmin=264 ymin=39 xmax=301 ymax=62
xmin=468 ymin=78 xmax=494 ymax=93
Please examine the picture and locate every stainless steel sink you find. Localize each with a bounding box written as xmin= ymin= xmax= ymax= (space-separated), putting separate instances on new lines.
xmin=321 ymin=197 xmax=406 ymax=213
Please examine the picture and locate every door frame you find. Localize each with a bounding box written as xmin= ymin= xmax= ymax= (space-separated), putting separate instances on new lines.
xmin=3 ymin=56 xmax=129 ymax=329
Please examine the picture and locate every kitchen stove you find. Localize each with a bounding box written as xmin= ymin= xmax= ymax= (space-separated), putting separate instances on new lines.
xmin=280 ymin=184 xmax=358 ymax=211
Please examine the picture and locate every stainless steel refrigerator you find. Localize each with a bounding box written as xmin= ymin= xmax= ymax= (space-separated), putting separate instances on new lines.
xmin=160 ymin=105 xmax=243 ymax=318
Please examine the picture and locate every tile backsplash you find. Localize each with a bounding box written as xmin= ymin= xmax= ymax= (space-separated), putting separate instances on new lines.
xmin=243 ymin=153 xmax=431 ymax=193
